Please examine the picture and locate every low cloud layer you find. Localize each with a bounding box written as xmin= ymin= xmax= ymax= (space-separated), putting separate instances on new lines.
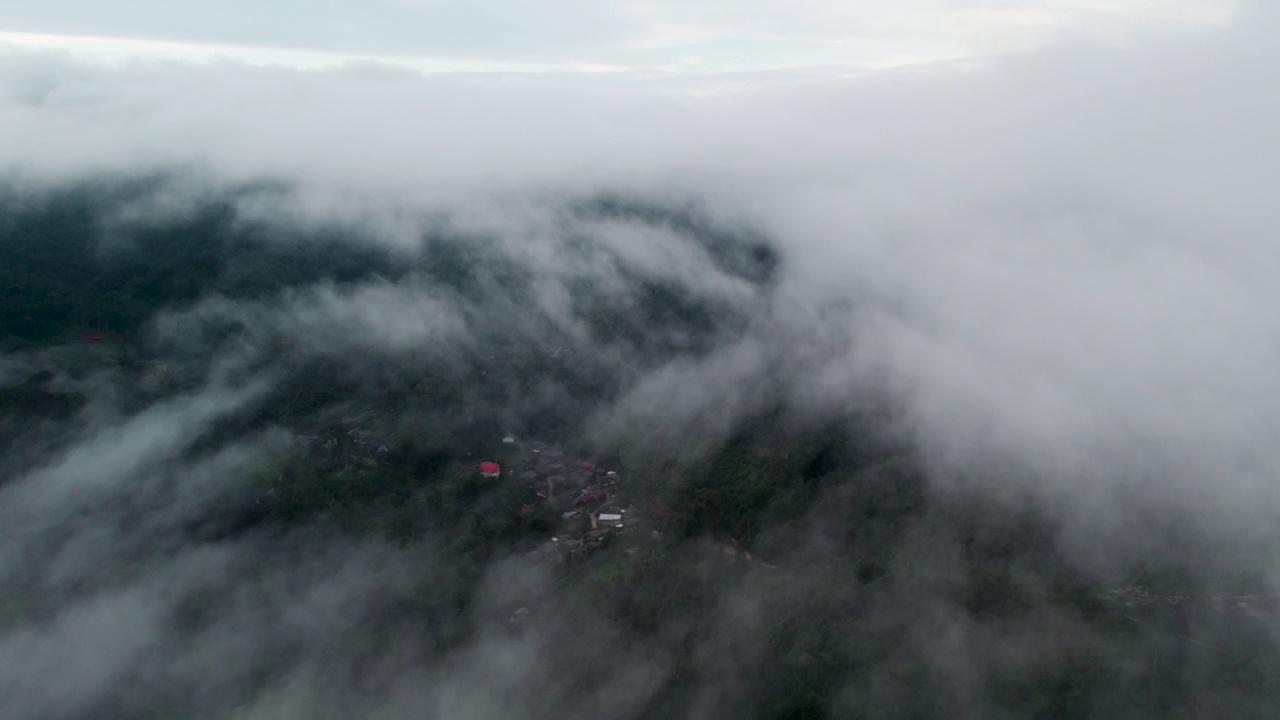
xmin=2 ymin=5 xmax=1280 ymax=717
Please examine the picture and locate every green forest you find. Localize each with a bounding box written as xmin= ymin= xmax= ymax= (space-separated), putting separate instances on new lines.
xmin=2 ymin=178 xmax=1277 ymax=720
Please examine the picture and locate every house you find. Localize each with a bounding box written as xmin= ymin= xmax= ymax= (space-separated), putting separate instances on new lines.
xmin=479 ymin=461 xmax=501 ymax=478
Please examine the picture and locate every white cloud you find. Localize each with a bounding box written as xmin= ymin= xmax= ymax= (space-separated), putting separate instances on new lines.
xmin=2 ymin=7 xmax=1276 ymax=539
xmin=2 ymin=6 xmax=1280 ymax=712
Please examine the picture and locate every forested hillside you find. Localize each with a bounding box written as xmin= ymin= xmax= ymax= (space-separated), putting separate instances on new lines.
xmin=2 ymin=178 xmax=1277 ymax=720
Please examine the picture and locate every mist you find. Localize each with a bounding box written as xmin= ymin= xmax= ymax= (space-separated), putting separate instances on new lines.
xmin=3 ymin=4 xmax=1280 ymax=718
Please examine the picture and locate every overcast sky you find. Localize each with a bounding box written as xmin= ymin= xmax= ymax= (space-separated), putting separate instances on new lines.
xmin=0 ymin=0 xmax=1240 ymax=72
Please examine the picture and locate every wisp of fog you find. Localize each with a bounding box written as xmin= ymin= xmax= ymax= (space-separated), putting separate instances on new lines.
xmin=2 ymin=4 xmax=1279 ymax=718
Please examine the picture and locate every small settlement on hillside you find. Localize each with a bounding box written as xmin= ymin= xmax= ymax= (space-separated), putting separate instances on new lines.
xmin=477 ymin=440 xmax=648 ymax=565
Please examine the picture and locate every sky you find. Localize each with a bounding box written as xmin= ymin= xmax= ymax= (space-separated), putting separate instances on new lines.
xmin=0 ymin=0 xmax=1240 ymax=72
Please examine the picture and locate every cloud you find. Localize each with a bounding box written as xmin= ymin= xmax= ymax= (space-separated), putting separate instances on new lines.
xmin=2 ymin=4 xmax=1277 ymax=546
xmin=3 ymin=5 xmax=1280 ymax=716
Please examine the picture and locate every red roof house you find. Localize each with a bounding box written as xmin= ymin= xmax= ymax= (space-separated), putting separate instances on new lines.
xmin=479 ymin=462 xmax=501 ymax=478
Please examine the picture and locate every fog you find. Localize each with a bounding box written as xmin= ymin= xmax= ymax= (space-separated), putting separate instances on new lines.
xmin=2 ymin=4 xmax=1280 ymax=717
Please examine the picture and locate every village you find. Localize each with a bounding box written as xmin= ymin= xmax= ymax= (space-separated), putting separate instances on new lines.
xmin=290 ymin=413 xmax=662 ymax=567
xmin=505 ymin=440 xmax=645 ymax=565
xmin=282 ymin=409 xmax=1280 ymax=646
